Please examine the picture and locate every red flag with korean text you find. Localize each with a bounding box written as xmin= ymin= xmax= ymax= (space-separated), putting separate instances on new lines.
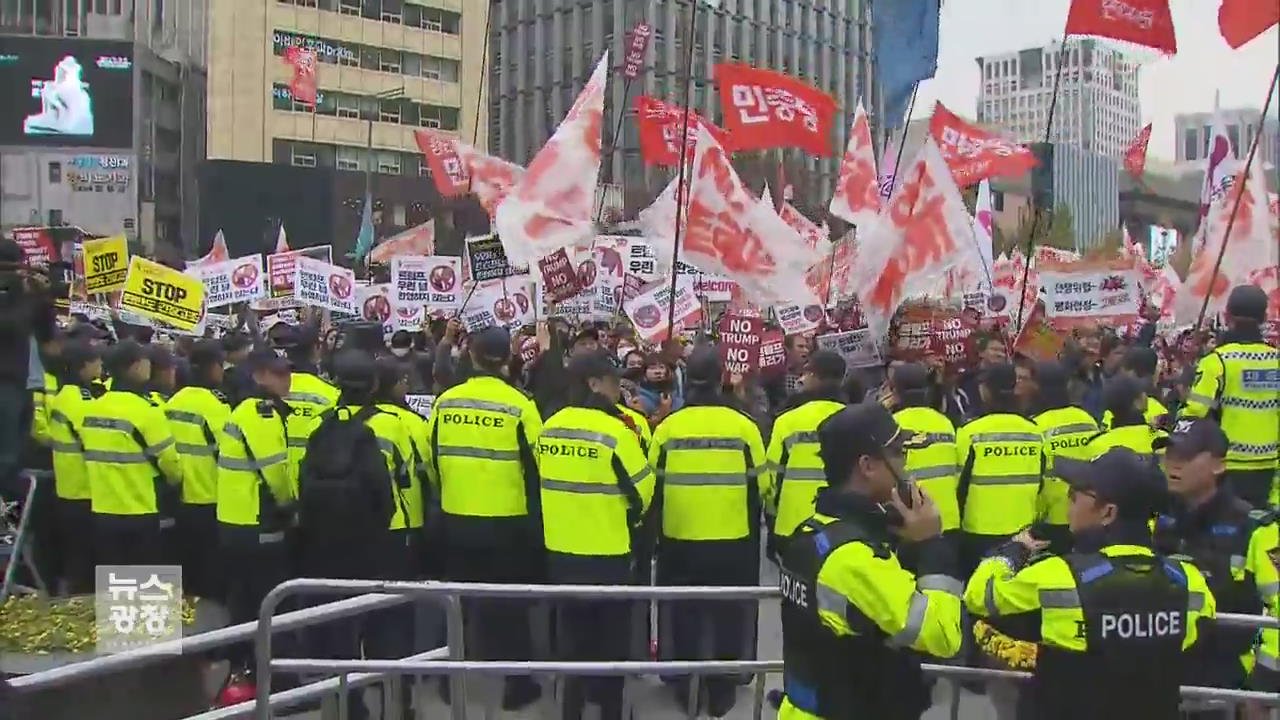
xmin=414 ymin=129 xmax=471 ymax=198
xmin=635 ymin=96 xmax=732 ymax=167
xmin=714 ymin=63 xmax=836 ymax=156
xmin=1218 ymin=0 xmax=1279 ymax=49
xmin=413 ymin=131 xmax=524 ymax=217
xmin=1065 ymin=0 xmax=1177 ymax=54
xmin=929 ymin=103 xmax=1038 ymax=187
xmin=1124 ymin=123 xmax=1152 ymax=179
xmin=495 ymin=52 xmax=609 ymax=266
xmin=683 ymin=125 xmax=822 ymax=306
xmin=846 ymin=137 xmax=979 ymax=339
xmin=828 ymin=99 xmax=882 ymax=229
xmin=284 ymin=47 xmax=318 ymax=107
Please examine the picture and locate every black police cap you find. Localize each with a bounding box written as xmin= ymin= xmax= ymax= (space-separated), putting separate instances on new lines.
xmin=1159 ymin=418 xmax=1229 ymax=460
xmin=817 ymin=402 xmax=902 ymax=485
xmin=1057 ymin=447 xmax=1168 ymax=520
xmin=1226 ymin=285 xmax=1267 ymax=321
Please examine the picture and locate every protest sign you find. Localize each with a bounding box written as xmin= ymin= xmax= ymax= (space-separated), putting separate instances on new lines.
xmin=465 ymin=234 xmax=516 ymax=282
xmin=891 ymin=305 xmax=977 ymax=364
xmin=817 ymin=329 xmax=882 ymax=369
xmin=1039 ymin=258 xmax=1141 ymax=327
xmin=625 ymin=238 xmax=661 ymax=283
xmin=392 ymin=255 xmax=462 ymax=310
xmin=758 ymin=329 xmax=787 ymax=380
xmin=623 ymin=279 xmax=701 ymax=344
xmin=294 ymin=255 xmax=355 ymax=315
xmin=718 ymin=314 xmax=763 ymax=378
xmin=266 ymin=245 xmax=332 ymax=302
xmin=191 ymin=254 xmax=266 ymax=308
xmin=537 ymin=248 xmax=582 ymax=303
xmin=356 ymin=283 xmax=395 ymax=328
xmin=404 ymin=394 xmax=436 ymax=420
xmin=694 ymin=275 xmax=735 ymax=303
xmin=774 ymin=302 xmax=825 ymax=335
xmin=464 ymin=277 xmax=534 ymax=332
xmin=120 ymin=256 xmax=205 ymax=331
xmin=83 ymin=235 xmax=129 ymax=293
xmin=588 ymin=242 xmax=627 ymax=316
xmin=12 ymin=227 xmax=57 ymax=266
xmin=1013 ymin=302 xmax=1064 ymax=361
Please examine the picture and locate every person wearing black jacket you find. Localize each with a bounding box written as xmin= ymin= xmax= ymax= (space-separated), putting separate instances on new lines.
xmin=0 ymin=238 xmax=56 ymax=500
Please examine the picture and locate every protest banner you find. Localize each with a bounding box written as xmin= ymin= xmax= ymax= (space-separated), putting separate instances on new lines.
xmin=774 ymin=302 xmax=825 ymax=335
xmin=120 ymin=256 xmax=205 ymax=331
xmin=191 ymin=254 xmax=267 ymax=308
xmin=624 ymin=279 xmax=701 ymax=344
xmin=816 ymin=329 xmax=882 ymax=369
xmin=465 ymin=234 xmax=516 ymax=282
xmin=11 ymin=226 xmax=57 ymax=266
xmin=588 ymin=241 xmax=626 ymax=316
xmin=356 ymin=283 xmax=395 ymax=329
xmin=625 ymin=238 xmax=662 ymax=283
xmin=1013 ymin=301 xmax=1065 ymax=361
xmin=83 ymin=234 xmax=129 ymax=293
xmin=718 ymin=314 xmax=764 ymax=378
xmin=404 ymin=394 xmax=437 ymax=420
xmin=294 ymin=255 xmax=355 ymax=315
xmin=392 ymin=255 xmax=462 ymax=310
xmin=537 ymin=248 xmax=582 ymax=303
xmin=264 ymin=245 xmax=332 ymax=306
xmin=1038 ymin=258 xmax=1141 ymax=328
xmin=758 ymin=329 xmax=787 ymax=380
xmin=464 ymin=277 xmax=534 ymax=332
xmin=891 ymin=304 xmax=978 ymax=364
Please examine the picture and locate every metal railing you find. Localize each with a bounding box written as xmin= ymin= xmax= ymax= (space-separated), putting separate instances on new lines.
xmin=253 ymin=578 xmax=1280 ymax=720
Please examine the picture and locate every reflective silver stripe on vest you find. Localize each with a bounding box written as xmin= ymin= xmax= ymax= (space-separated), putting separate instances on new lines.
xmin=176 ymin=442 xmax=216 ymax=456
xmin=1188 ymin=591 xmax=1206 ymax=613
xmin=1219 ymin=350 xmax=1280 ymax=362
xmin=1222 ymin=396 xmax=1280 ymax=411
xmin=815 ymin=582 xmax=848 ymax=618
xmin=437 ymin=445 xmax=521 ymax=461
xmin=217 ymin=453 xmax=287 ymax=472
xmin=784 ymin=468 xmax=827 ymax=481
xmin=917 ymin=574 xmax=963 ymax=597
xmin=1045 ymin=423 xmax=1096 ymax=438
xmin=922 ymin=432 xmax=956 ymax=444
xmin=541 ymin=427 xmax=617 ymax=448
xmin=970 ymin=432 xmax=1042 ymax=444
xmin=909 ymin=464 xmax=958 ymax=481
xmin=145 ymin=437 xmax=174 ymax=457
xmin=661 ymin=472 xmax=747 ymax=487
xmin=1184 ymin=392 xmax=1217 ymax=408
xmin=889 ymin=592 xmax=929 ymax=648
xmin=83 ymin=449 xmax=149 ymax=463
xmin=84 ymin=416 xmax=138 ymax=433
xmin=1229 ymin=441 xmax=1279 ymax=457
xmin=376 ymin=437 xmax=397 ymax=455
xmin=984 ymin=575 xmax=1000 ymax=618
xmin=541 ymin=478 xmax=623 ymax=495
xmin=285 ymin=392 xmax=331 ymax=407
xmin=1229 ymin=555 xmax=1246 ymax=572
xmin=970 ymin=474 xmax=1040 ymax=486
xmin=436 ymin=397 xmax=523 ymax=416
xmin=259 ymin=531 xmax=286 ymax=544
xmin=49 ymin=409 xmax=71 ymax=425
xmin=1039 ymin=588 xmax=1080 ymax=609
xmin=1258 ymin=652 xmax=1280 ymax=671
xmin=1258 ymin=580 xmax=1279 ymax=598
xmin=165 ymin=409 xmax=205 ymax=425
xmin=286 ymin=437 xmax=308 ymax=448
xmin=631 ymin=467 xmax=654 ymax=485
xmin=665 ymin=437 xmax=747 ymax=451
xmin=49 ymin=440 xmax=82 ymax=453
xmin=224 ymin=423 xmax=247 ymax=442
xmin=783 ymin=431 xmax=819 ymax=451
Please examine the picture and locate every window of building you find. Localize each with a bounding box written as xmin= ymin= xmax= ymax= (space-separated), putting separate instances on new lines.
xmin=379 ymin=48 xmax=401 ymax=73
xmin=292 ymin=144 xmax=318 ymax=167
xmin=336 ymin=93 xmax=360 ymax=118
xmin=339 ymin=0 xmax=359 ymax=15
xmin=376 ymin=151 xmax=400 ymax=174
xmin=336 ymin=146 xmax=362 ymax=171
xmin=379 ymin=97 xmax=401 ymax=123
xmin=380 ymin=0 xmax=402 ymax=23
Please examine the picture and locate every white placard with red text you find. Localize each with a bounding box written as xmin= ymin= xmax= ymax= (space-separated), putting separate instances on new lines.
xmin=1040 ymin=265 xmax=1142 ymax=326
xmin=190 ymin=254 xmax=267 ymax=308
xmin=392 ymin=255 xmax=462 ymax=310
xmin=624 ymin=278 xmax=701 ymax=344
xmin=293 ymin=255 xmax=356 ymax=315
xmin=816 ymin=329 xmax=882 ymax=369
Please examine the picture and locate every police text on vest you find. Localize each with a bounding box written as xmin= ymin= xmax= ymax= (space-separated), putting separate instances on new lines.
xmin=1100 ymin=611 xmax=1181 ymax=639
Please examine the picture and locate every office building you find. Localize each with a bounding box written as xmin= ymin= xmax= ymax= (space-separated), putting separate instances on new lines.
xmin=487 ymin=0 xmax=878 ymax=211
xmin=206 ymin=0 xmax=487 ymax=184
xmin=0 ymin=0 xmax=207 ymax=252
xmin=976 ymin=38 xmax=1141 ymax=160
xmin=1029 ymin=142 xmax=1120 ymax=251
xmin=1173 ymin=107 xmax=1279 ymax=170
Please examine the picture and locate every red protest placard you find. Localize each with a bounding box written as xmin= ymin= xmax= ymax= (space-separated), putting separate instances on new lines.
xmin=758 ymin=329 xmax=786 ymax=380
xmin=622 ymin=22 xmax=652 ymax=79
xmin=11 ymin=226 xmax=57 ymax=266
xmin=891 ymin=304 xmax=978 ymax=364
xmin=537 ymin=248 xmax=582 ymax=303
xmin=718 ymin=314 xmax=764 ymax=378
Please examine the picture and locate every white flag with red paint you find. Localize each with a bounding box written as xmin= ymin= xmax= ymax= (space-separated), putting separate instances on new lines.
xmin=187 ymin=230 xmax=230 ymax=270
xmin=846 ymin=137 xmax=976 ymax=339
xmin=274 ymin=225 xmax=289 ymax=253
xmin=636 ymin=175 xmax=685 ymax=275
xmin=778 ymin=202 xmax=829 ymax=252
xmin=1151 ymin=264 xmax=1181 ymax=320
xmin=495 ymin=51 xmax=609 ymax=267
xmin=370 ymin=220 xmax=436 ymax=264
xmin=828 ymin=100 xmax=882 ymax=229
xmin=683 ymin=125 xmax=821 ymax=306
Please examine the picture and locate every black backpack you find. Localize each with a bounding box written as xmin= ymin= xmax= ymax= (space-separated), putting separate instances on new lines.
xmin=297 ymin=406 xmax=394 ymax=544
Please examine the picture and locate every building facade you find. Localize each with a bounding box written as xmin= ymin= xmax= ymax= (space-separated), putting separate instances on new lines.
xmin=976 ymin=38 xmax=1140 ymax=160
xmin=488 ymin=0 xmax=877 ymax=213
xmin=206 ymin=0 xmax=487 ymax=186
xmin=0 ymin=0 xmax=207 ymax=252
xmin=1028 ymin=142 xmax=1120 ymax=251
xmin=1173 ymin=107 xmax=1279 ymax=170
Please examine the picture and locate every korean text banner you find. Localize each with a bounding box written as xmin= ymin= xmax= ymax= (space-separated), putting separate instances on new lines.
xmin=267 ymin=245 xmax=333 ymax=301
xmin=929 ymin=102 xmax=1038 ymax=187
xmin=465 ymin=234 xmax=515 ymax=283
xmin=714 ymin=63 xmax=836 ymax=156
xmin=624 ymin=279 xmax=701 ymax=344
xmin=634 ymin=95 xmax=733 ymax=167
xmin=83 ymin=234 xmax=129 ymax=293
xmin=293 ymin=255 xmax=356 ymax=315
xmin=120 ymin=256 xmax=205 ymax=331
xmin=392 ymin=255 xmax=462 ymax=310
xmin=414 ymin=129 xmax=470 ymax=198
xmin=190 ymin=254 xmax=267 ymax=309
xmin=1039 ymin=259 xmax=1141 ymax=326
xmin=816 ymin=329 xmax=882 ymax=369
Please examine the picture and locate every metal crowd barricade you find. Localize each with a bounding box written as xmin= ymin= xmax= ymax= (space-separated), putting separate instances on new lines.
xmin=254 ymin=579 xmax=1280 ymax=720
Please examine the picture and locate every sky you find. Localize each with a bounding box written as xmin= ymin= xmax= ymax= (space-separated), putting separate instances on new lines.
xmin=912 ymin=0 xmax=1279 ymax=161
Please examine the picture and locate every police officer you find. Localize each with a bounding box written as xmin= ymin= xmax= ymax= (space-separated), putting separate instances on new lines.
xmin=1101 ymin=347 xmax=1168 ymax=430
xmin=956 ymin=363 xmax=1044 ymax=573
xmin=1181 ymin=285 xmax=1280 ymax=509
xmin=47 ymin=340 xmax=102 ymax=593
xmin=764 ymin=350 xmax=848 ymax=556
xmin=147 ymin=344 xmax=177 ymax=404
xmin=425 ymin=326 xmax=543 ymax=710
xmin=217 ymin=349 xmax=296 ymax=628
xmin=1084 ymin=375 xmax=1166 ymax=461
xmin=965 ymin=448 xmax=1216 ymax=719
xmin=29 ymin=333 xmax=60 ymax=451
xmin=891 ymin=363 xmax=962 ymax=540
xmin=82 ymin=340 xmax=183 ymax=566
xmin=164 ymin=340 xmax=232 ymax=599
xmin=777 ymin=403 xmax=962 ymax=719
xmin=537 ymin=350 xmax=654 ymax=720
xmin=649 ymin=347 xmax=766 ymax=716
xmin=277 ymin=324 xmax=340 ymax=479
xmin=1033 ymin=361 xmax=1099 ymax=548
xmin=1153 ymin=418 xmax=1279 ymax=697
xmin=371 ymin=356 xmax=430 ymax=573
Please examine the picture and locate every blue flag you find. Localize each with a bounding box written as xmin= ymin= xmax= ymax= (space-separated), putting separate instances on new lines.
xmin=873 ymin=0 xmax=940 ymax=129
xmin=351 ymin=191 xmax=375 ymax=264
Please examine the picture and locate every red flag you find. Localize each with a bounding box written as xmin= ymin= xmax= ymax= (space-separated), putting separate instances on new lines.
xmin=1123 ymin=123 xmax=1152 ymax=179
xmin=283 ymin=47 xmax=317 ymax=106
xmin=1064 ymin=0 xmax=1177 ymax=55
xmin=414 ymin=129 xmax=471 ymax=198
xmin=714 ymin=64 xmax=836 ymax=156
xmin=1218 ymin=0 xmax=1279 ymax=49
xmin=634 ymin=96 xmax=731 ymax=167
xmin=929 ymin=102 xmax=1039 ymax=187
xmin=369 ymin=220 xmax=436 ymax=264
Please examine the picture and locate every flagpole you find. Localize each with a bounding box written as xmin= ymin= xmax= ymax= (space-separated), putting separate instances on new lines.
xmin=1014 ymin=33 xmax=1070 ymax=331
xmin=1191 ymin=63 xmax=1280 ymax=333
xmin=885 ymin=82 xmax=919 ymax=198
xmin=666 ymin=0 xmax=702 ymax=336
